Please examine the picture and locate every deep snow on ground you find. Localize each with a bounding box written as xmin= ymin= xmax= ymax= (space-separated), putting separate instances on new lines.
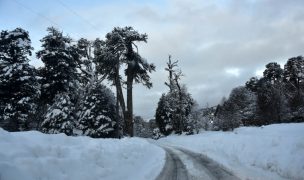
xmin=0 ymin=129 xmax=165 ymax=180
xmin=1 ymin=123 xmax=303 ymax=180
xmin=157 ymin=123 xmax=304 ymax=180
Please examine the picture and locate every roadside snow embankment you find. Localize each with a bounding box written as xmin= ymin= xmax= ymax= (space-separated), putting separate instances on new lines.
xmin=0 ymin=129 xmax=165 ymax=180
xmin=157 ymin=123 xmax=304 ymax=180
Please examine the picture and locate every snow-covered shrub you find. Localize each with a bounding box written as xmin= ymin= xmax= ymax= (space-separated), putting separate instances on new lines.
xmin=152 ymin=128 xmax=164 ymax=139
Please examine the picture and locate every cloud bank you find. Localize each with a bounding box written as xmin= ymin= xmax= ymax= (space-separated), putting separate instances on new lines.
xmin=1 ymin=0 xmax=304 ymax=119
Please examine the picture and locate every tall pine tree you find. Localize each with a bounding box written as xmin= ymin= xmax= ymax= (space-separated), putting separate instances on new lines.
xmin=36 ymin=27 xmax=79 ymax=104
xmin=0 ymin=28 xmax=40 ymax=131
xmin=37 ymin=27 xmax=79 ymax=133
xmin=94 ymin=27 xmax=155 ymax=136
xmin=283 ymin=56 xmax=304 ymax=113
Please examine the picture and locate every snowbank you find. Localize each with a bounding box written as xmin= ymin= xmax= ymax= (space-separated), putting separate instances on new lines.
xmin=0 ymin=129 xmax=165 ymax=180
xmin=157 ymin=123 xmax=304 ymax=180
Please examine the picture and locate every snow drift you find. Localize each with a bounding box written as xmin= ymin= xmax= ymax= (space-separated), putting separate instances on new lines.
xmin=0 ymin=129 xmax=165 ymax=180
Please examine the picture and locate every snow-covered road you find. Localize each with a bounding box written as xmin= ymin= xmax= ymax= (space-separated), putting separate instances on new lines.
xmin=156 ymin=147 xmax=188 ymax=180
xmin=155 ymin=145 xmax=240 ymax=180
xmin=156 ymin=123 xmax=304 ymax=180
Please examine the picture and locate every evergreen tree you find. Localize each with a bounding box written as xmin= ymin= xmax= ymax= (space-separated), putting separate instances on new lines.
xmin=245 ymin=77 xmax=259 ymax=92
xmin=155 ymin=94 xmax=174 ymax=135
xmin=94 ymin=27 xmax=155 ymax=137
xmin=194 ymin=105 xmax=216 ymax=131
xmin=171 ymin=86 xmax=195 ymax=134
xmin=77 ymin=80 xmax=118 ymax=138
xmin=215 ymin=86 xmax=257 ymax=130
xmin=244 ymin=62 xmax=287 ymax=125
xmin=155 ymin=57 xmax=195 ymax=135
xmin=256 ymin=79 xmax=284 ymax=124
xmin=283 ymin=56 xmax=304 ymax=113
xmin=76 ymin=38 xmax=94 ymax=85
xmin=0 ymin=28 xmax=40 ymax=131
xmin=41 ymin=93 xmax=75 ymax=135
xmin=133 ymin=116 xmax=154 ymax=138
xmin=93 ymin=38 xmax=125 ymax=134
xmin=36 ymin=27 xmax=79 ymax=105
xmin=283 ymin=56 xmax=304 ymax=89
xmin=263 ymin=62 xmax=283 ymax=83
xmin=257 ymin=63 xmax=286 ymax=123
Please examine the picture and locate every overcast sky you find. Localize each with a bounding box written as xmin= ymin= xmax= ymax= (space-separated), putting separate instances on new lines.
xmin=1 ymin=0 xmax=304 ymax=119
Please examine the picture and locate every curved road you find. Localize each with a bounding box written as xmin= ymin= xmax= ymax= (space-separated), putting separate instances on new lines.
xmin=156 ymin=146 xmax=240 ymax=180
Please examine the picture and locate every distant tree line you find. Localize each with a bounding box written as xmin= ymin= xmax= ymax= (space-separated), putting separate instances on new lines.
xmin=0 ymin=26 xmax=155 ymax=138
xmin=214 ymin=58 xmax=304 ymax=131
xmin=154 ymin=56 xmax=304 ymax=136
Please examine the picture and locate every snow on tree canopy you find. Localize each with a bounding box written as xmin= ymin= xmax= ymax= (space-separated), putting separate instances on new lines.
xmin=76 ymin=80 xmax=118 ymax=138
xmin=0 ymin=28 xmax=39 ymax=131
xmin=41 ymin=93 xmax=75 ymax=135
xmin=36 ymin=27 xmax=79 ymax=104
xmin=0 ymin=28 xmax=32 ymax=63
xmin=284 ymin=56 xmax=304 ymax=86
xmin=156 ymin=86 xmax=195 ymax=135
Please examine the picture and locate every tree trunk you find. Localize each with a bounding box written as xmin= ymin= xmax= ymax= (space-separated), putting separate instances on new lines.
xmin=115 ymin=79 xmax=125 ymax=112
xmin=114 ymin=66 xmax=127 ymax=135
xmin=175 ymin=78 xmax=183 ymax=133
xmin=115 ymin=64 xmax=125 ymax=113
xmin=125 ymin=74 xmax=134 ymax=137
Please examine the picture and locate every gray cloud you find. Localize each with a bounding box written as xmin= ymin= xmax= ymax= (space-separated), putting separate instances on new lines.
xmin=1 ymin=0 xmax=304 ymax=119
xmin=126 ymin=0 xmax=304 ymax=119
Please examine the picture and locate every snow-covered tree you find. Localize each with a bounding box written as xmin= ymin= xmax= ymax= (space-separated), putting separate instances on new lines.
xmin=76 ymin=80 xmax=119 ymax=138
xmin=283 ymin=56 xmax=304 ymax=89
xmin=157 ymin=87 xmax=195 ymax=135
xmin=133 ymin=116 xmax=154 ymax=138
xmin=155 ymin=94 xmax=174 ymax=135
xmin=41 ymin=93 xmax=75 ymax=135
xmin=171 ymin=86 xmax=195 ymax=134
xmin=215 ymin=86 xmax=257 ymax=130
xmin=263 ymin=62 xmax=283 ymax=83
xmin=76 ymin=38 xmax=94 ymax=85
xmin=0 ymin=28 xmax=40 ymax=131
xmin=94 ymin=27 xmax=155 ymax=137
xmin=283 ymin=56 xmax=304 ymax=113
xmin=246 ymin=77 xmax=259 ymax=92
xmin=193 ymin=106 xmax=216 ymax=131
xmin=155 ymin=57 xmax=195 ymax=135
xmin=37 ymin=27 xmax=79 ymax=105
xmin=243 ymin=62 xmax=291 ymax=125
xmin=256 ymin=79 xmax=286 ymax=124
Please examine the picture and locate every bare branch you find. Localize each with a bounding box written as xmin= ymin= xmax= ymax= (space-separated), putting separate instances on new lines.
xmin=132 ymin=42 xmax=138 ymax=53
